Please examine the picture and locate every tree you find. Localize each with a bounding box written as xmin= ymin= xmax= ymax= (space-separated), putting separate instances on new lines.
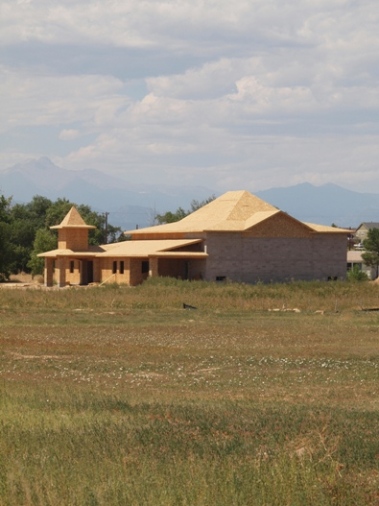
xmin=8 ymin=197 xmax=52 ymax=273
xmin=189 ymin=195 xmax=216 ymax=213
xmin=155 ymin=195 xmax=216 ymax=224
xmin=155 ymin=207 xmax=187 ymax=224
xmin=28 ymin=229 xmax=57 ymax=276
xmin=362 ymin=228 xmax=379 ymax=279
xmin=1 ymin=195 xmax=124 ymax=276
xmin=0 ymin=193 xmax=13 ymax=281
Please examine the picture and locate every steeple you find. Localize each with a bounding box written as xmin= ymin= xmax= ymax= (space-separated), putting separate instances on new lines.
xmin=50 ymin=206 xmax=95 ymax=229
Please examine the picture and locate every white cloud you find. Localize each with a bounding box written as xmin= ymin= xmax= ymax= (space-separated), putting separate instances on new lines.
xmin=1 ymin=0 xmax=379 ymax=194
xmin=59 ymin=129 xmax=80 ymax=140
xmin=0 ymin=67 xmax=127 ymax=130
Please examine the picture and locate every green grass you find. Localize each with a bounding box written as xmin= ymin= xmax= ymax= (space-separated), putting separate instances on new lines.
xmin=1 ymin=279 xmax=379 ymax=505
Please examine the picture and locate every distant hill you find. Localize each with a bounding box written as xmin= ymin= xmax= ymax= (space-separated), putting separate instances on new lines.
xmin=256 ymin=183 xmax=379 ymax=228
xmin=1 ymin=158 xmax=379 ymax=229
xmin=0 ymin=158 xmax=215 ymax=230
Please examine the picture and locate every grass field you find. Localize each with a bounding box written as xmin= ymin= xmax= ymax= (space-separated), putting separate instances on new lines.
xmin=1 ymin=279 xmax=379 ymax=505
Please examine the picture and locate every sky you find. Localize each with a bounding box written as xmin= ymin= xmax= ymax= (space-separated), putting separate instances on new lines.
xmin=1 ymin=0 xmax=379 ymax=194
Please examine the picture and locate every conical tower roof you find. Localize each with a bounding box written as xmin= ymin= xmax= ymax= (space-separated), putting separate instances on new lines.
xmin=50 ymin=206 xmax=96 ymax=229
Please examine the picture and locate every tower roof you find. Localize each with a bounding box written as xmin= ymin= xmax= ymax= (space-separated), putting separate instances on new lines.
xmin=50 ymin=206 xmax=96 ymax=230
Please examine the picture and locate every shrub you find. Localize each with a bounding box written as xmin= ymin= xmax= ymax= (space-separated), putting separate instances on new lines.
xmin=347 ymin=265 xmax=368 ymax=282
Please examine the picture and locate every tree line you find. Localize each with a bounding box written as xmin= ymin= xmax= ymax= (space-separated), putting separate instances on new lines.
xmin=155 ymin=195 xmax=216 ymax=224
xmin=0 ymin=193 xmax=124 ymax=281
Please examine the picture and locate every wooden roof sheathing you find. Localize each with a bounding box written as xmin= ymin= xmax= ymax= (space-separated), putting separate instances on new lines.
xmin=97 ymin=239 xmax=203 ymax=257
xmin=128 ymin=191 xmax=279 ymax=235
xmin=50 ymin=206 xmax=95 ymax=229
xmin=39 ymin=239 xmax=204 ymax=258
xmin=210 ymin=210 xmax=280 ymax=231
xmin=304 ymin=223 xmax=351 ymax=234
xmin=38 ymin=245 xmax=104 ymax=258
xmin=127 ymin=190 xmax=350 ymax=237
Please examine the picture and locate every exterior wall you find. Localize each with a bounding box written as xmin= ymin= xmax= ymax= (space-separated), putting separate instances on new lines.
xmin=204 ymin=232 xmax=347 ymax=283
xmin=355 ymin=225 xmax=379 ymax=243
xmin=157 ymin=258 xmax=188 ymax=279
xmin=58 ymin=229 xmax=89 ymax=250
xmin=130 ymin=258 xmax=149 ymax=285
xmin=67 ymin=259 xmax=81 ymax=285
xmin=96 ymin=258 xmax=150 ymax=285
xmin=189 ymin=259 xmax=207 ymax=280
xmin=50 ymin=258 xmax=92 ymax=286
xmin=99 ymin=258 xmax=131 ymax=285
xmin=93 ymin=259 xmax=101 ymax=283
xmin=355 ymin=226 xmax=369 ymax=242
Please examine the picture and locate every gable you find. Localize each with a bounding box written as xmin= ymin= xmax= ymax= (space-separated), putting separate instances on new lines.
xmin=357 ymin=222 xmax=379 ymax=232
xmin=243 ymin=211 xmax=314 ymax=238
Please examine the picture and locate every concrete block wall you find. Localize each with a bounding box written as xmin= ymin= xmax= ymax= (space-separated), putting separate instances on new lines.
xmin=204 ymin=233 xmax=347 ymax=283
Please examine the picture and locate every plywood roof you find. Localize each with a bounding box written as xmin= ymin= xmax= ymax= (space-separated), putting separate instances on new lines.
xmin=50 ymin=207 xmax=96 ymax=229
xmin=128 ymin=191 xmax=280 ymax=235
xmin=38 ymin=239 xmax=203 ymax=258
xmin=97 ymin=239 xmax=203 ymax=257
xmin=127 ymin=190 xmax=349 ymax=236
xmin=304 ymin=223 xmax=351 ymax=234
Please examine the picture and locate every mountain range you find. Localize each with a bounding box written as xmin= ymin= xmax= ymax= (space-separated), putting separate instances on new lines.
xmin=1 ymin=157 xmax=379 ymax=230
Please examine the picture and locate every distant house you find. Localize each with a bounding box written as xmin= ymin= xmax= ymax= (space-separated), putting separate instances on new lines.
xmin=355 ymin=222 xmax=379 ymax=243
xmin=39 ymin=190 xmax=350 ymax=287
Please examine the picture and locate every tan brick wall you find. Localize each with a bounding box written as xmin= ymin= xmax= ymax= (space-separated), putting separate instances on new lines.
xmin=204 ymin=233 xmax=347 ymax=283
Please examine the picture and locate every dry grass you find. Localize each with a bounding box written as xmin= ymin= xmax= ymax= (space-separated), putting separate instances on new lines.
xmin=1 ymin=279 xmax=379 ymax=504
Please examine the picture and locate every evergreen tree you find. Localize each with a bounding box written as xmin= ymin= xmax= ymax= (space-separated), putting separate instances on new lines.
xmin=362 ymin=228 xmax=379 ymax=279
